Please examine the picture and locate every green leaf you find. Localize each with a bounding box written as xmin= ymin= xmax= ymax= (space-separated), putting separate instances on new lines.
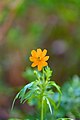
xmin=11 ymin=92 xmax=20 ymax=110
xmin=19 ymin=82 xmax=34 ymax=102
xmin=47 ymin=96 xmax=56 ymax=109
xmin=44 ymin=66 xmax=52 ymax=81
xmin=22 ymin=68 xmax=37 ymax=82
xmin=8 ymin=119 xmax=21 ymax=120
xmin=49 ymin=81 xmax=61 ymax=94
xmin=23 ymin=86 xmax=39 ymax=103
xmin=48 ymin=81 xmax=62 ymax=108
xmin=57 ymin=118 xmax=73 ymax=120
xmin=45 ymin=96 xmax=52 ymax=114
xmin=11 ymin=82 xmax=34 ymax=109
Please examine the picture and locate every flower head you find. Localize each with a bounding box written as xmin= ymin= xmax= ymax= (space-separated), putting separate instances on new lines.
xmin=29 ymin=48 xmax=49 ymax=71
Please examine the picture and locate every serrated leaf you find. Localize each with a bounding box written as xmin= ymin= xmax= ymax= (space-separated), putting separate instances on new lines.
xmin=44 ymin=66 xmax=52 ymax=81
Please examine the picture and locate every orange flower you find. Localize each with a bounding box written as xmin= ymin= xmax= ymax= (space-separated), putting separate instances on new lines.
xmin=29 ymin=48 xmax=49 ymax=71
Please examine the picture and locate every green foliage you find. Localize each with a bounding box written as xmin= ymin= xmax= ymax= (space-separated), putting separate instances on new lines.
xmin=44 ymin=66 xmax=52 ymax=81
xmin=22 ymin=67 xmax=37 ymax=82
xmin=26 ymin=0 xmax=80 ymax=12
xmin=15 ymin=0 xmax=28 ymax=16
xmin=9 ymin=119 xmax=21 ymax=120
xmin=55 ymin=75 xmax=80 ymax=119
xmin=7 ymin=28 xmax=22 ymax=46
xmin=0 ymin=80 xmax=13 ymax=95
xmin=57 ymin=118 xmax=73 ymax=120
xmin=1 ymin=0 xmax=80 ymax=119
xmin=12 ymin=82 xmax=34 ymax=109
xmin=0 ymin=8 xmax=9 ymax=24
xmin=12 ymin=66 xmax=61 ymax=117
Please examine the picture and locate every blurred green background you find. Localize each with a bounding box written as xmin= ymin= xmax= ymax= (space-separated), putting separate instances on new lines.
xmin=0 ymin=0 xmax=80 ymax=120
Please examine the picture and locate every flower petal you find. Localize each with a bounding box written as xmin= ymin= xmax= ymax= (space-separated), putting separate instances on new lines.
xmin=42 ymin=56 xmax=49 ymax=61
xmin=31 ymin=50 xmax=37 ymax=57
xmin=38 ymin=64 xmax=43 ymax=71
xmin=31 ymin=62 xmax=38 ymax=67
xmin=41 ymin=49 xmax=47 ymax=58
xmin=37 ymin=49 xmax=42 ymax=57
xmin=29 ymin=57 xmax=36 ymax=62
xmin=30 ymin=48 xmax=49 ymax=71
xmin=42 ymin=61 xmax=48 ymax=67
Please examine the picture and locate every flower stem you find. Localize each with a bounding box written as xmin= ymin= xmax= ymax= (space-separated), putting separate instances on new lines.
xmin=41 ymin=97 xmax=44 ymax=120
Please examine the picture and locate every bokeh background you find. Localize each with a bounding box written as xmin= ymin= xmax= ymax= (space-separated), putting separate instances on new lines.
xmin=0 ymin=0 xmax=80 ymax=120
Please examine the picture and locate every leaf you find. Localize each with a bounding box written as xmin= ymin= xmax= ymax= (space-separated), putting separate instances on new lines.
xmin=23 ymin=87 xmax=39 ymax=103
xmin=19 ymin=82 xmax=34 ymax=102
xmin=8 ymin=119 xmax=21 ymax=120
xmin=45 ymin=97 xmax=52 ymax=114
xmin=48 ymin=81 xmax=62 ymax=108
xmin=49 ymin=81 xmax=62 ymax=94
xmin=47 ymin=96 xmax=56 ymax=109
xmin=44 ymin=66 xmax=52 ymax=81
xmin=11 ymin=82 xmax=34 ymax=109
xmin=22 ymin=68 xmax=37 ymax=82
xmin=57 ymin=118 xmax=73 ymax=120
xmin=11 ymin=92 xmax=20 ymax=110
xmin=22 ymin=90 xmax=34 ymax=103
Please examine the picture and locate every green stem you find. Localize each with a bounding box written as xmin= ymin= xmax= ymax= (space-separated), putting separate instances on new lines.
xmin=41 ymin=97 xmax=44 ymax=120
